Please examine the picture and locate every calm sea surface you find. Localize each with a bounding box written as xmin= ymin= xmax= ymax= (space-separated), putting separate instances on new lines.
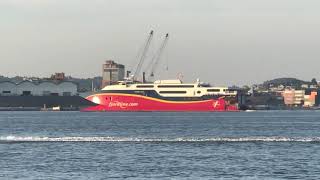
xmin=1 ymin=111 xmax=320 ymax=179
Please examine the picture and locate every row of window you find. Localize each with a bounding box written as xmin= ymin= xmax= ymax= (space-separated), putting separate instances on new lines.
xmin=159 ymin=91 xmax=187 ymax=94
xmin=136 ymin=85 xmax=227 ymax=92
xmin=207 ymin=89 xmax=221 ymax=92
xmin=158 ymin=90 xmax=235 ymax=94
xmin=158 ymin=91 xmax=235 ymax=94
xmin=136 ymin=85 xmax=195 ymax=88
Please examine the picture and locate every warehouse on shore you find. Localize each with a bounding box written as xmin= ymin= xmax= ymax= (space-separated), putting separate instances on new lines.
xmin=0 ymin=81 xmax=78 ymax=96
xmin=0 ymin=80 xmax=95 ymax=110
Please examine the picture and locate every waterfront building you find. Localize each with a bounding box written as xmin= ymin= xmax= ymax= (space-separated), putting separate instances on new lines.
xmin=303 ymin=91 xmax=317 ymax=107
xmin=282 ymin=89 xmax=305 ymax=106
xmin=0 ymin=82 xmax=17 ymax=96
xmin=316 ymin=89 xmax=320 ymax=106
xmin=50 ymin=73 xmax=65 ymax=81
xmin=102 ymin=60 xmax=125 ymax=88
xmin=282 ymin=89 xmax=295 ymax=105
xmin=0 ymin=81 xmax=78 ymax=96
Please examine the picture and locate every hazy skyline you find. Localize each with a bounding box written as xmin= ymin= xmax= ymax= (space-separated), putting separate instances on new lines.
xmin=1 ymin=0 xmax=320 ymax=86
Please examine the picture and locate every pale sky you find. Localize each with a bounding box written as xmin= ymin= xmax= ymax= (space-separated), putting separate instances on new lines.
xmin=1 ymin=0 xmax=320 ymax=86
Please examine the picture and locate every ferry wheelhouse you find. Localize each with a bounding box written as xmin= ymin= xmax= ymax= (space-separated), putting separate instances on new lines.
xmin=82 ymin=79 xmax=240 ymax=112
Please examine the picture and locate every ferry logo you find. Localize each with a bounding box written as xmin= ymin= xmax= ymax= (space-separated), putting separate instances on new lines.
xmin=108 ymin=101 xmax=139 ymax=109
xmin=213 ymin=101 xmax=220 ymax=108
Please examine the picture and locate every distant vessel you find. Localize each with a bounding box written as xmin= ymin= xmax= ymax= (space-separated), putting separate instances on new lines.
xmin=82 ymin=79 xmax=240 ymax=112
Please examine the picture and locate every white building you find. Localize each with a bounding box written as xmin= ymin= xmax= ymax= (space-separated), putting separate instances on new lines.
xmin=0 ymin=81 xmax=78 ymax=96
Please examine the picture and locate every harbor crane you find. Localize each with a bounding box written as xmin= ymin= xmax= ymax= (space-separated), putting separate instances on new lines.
xmin=145 ymin=33 xmax=169 ymax=80
xmin=132 ymin=30 xmax=154 ymax=81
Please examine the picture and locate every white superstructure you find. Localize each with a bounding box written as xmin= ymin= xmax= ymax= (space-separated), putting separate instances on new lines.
xmin=101 ymin=79 xmax=237 ymax=98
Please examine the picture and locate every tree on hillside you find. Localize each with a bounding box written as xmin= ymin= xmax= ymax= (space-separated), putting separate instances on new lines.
xmin=262 ymin=78 xmax=307 ymax=89
xmin=311 ymin=78 xmax=317 ymax=85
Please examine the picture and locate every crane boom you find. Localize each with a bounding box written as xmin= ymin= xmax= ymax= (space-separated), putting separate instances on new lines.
xmin=133 ymin=30 xmax=154 ymax=81
xmin=148 ymin=33 xmax=169 ymax=78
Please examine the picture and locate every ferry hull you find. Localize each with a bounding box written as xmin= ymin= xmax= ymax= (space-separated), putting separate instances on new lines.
xmin=82 ymin=93 xmax=238 ymax=112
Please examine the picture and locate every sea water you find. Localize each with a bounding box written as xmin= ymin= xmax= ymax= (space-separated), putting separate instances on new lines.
xmin=1 ymin=111 xmax=320 ymax=179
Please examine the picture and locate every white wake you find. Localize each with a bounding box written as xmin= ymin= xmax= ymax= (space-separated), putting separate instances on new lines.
xmin=1 ymin=136 xmax=320 ymax=142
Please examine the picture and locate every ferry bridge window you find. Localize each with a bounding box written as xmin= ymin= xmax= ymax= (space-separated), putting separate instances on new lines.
xmin=157 ymin=85 xmax=194 ymax=88
xmin=159 ymin=91 xmax=187 ymax=94
xmin=207 ymin=89 xmax=220 ymax=92
xmin=197 ymin=91 xmax=201 ymax=94
xmin=136 ymin=85 xmax=154 ymax=88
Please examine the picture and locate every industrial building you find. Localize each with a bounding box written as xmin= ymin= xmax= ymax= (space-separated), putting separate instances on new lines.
xmin=102 ymin=60 xmax=125 ymax=88
xmin=0 ymin=81 xmax=78 ymax=96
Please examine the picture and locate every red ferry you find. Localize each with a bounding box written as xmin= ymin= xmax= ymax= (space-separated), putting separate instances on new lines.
xmin=82 ymin=79 xmax=240 ymax=112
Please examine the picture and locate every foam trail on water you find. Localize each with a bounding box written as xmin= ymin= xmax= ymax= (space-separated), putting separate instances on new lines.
xmin=1 ymin=136 xmax=320 ymax=143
